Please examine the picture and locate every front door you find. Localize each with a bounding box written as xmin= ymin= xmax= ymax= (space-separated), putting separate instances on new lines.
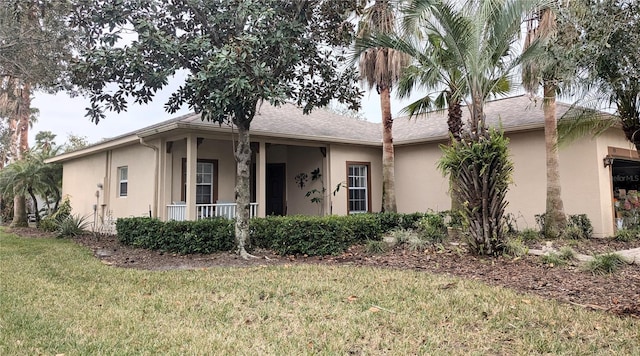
xmin=266 ymin=163 xmax=286 ymax=215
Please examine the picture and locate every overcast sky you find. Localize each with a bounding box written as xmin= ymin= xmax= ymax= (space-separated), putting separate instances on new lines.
xmin=30 ymin=71 xmax=423 ymax=147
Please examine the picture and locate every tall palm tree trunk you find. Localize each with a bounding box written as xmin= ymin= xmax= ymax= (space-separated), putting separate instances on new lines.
xmin=10 ymin=81 xmax=31 ymax=227
xmin=380 ymin=86 xmax=397 ymax=212
xmin=543 ymin=82 xmax=566 ymax=237
xmin=18 ymin=83 xmax=31 ymax=155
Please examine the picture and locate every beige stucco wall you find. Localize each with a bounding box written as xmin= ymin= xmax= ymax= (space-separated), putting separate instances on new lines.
xmin=595 ymin=128 xmax=638 ymax=236
xmin=395 ymin=143 xmax=451 ymax=213
xmin=61 ymin=152 xmax=108 ymax=220
xmin=108 ymin=144 xmax=157 ymax=218
xmin=507 ymin=130 xmax=602 ymax=232
xmin=392 ymin=128 xmax=631 ymax=238
xmin=61 ymin=143 xmax=156 ymax=222
xmin=328 ymin=144 xmax=382 ymax=215
xmin=285 ymin=145 xmax=326 ymax=216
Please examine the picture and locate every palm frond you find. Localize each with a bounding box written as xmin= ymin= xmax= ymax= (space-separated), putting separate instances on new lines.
xmin=557 ymin=109 xmax=618 ymax=147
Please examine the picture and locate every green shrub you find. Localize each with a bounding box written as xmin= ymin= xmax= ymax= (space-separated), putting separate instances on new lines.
xmin=345 ymin=214 xmax=383 ymax=241
xmin=57 ymin=214 xmax=90 ymax=238
xmin=563 ymin=225 xmax=584 ymax=240
xmin=415 ymin=213 xmax=447 ymax=243
xmin=557 ymin=246 xmax=575 ymax=260
xmin=536 ymin=213 xmax=593 ymax=239
xmin=518 ymin=228 xmax=540 ymax=241
xmin=387 ymin=228 xmax=414 ymax=245
xmin=445 ymin=209 xmax=464 ymax=228
xmin=614 ymin=228 xmax=640 ymax=242
xmin=568 ymin=214 xmax=593 ymax=239
xmin=116 ymin=212 xmax=449 ymax=257
xmin=585 ymin=253 xmax=626 ymax=275
xmin=39 ymin=197 xmax=72 ymax=232
xmin=377 ymin=212 xmax=402 ymax=231
xmin=249 ymin=215 xmax=283 ymax=249
xmin=267 ymin=215 xmax=355 ymax=256
xmin=503 ymin=237 xmax=528 ymax=258
xmin=116 ymin=217 xmax=235 ymax=254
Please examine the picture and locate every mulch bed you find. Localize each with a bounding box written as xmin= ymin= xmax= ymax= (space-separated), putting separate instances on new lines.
xmin=6 ymin=227 xmax=640 ymax=319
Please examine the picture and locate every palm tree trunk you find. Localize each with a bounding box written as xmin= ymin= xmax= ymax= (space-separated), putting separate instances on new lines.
xmin=447 ymin=97 xmax=463 ymax=210
xmin=10 ymin=195 xmax=27 ymax=227
xmin=18 ymin=83 xmax=31 ymax=156
xmin=543 ymin=82 xmax=567 ymax=237
xmin=380 ymin=86 xmax=397 ymax=213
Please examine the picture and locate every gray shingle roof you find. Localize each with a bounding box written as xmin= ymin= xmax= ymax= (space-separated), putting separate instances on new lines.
xmin=53 ymin=94 xmax=578 ymax=162
xmin=177 ymin=101 xmax=382 ymax=143
xmin=393 ymin=94 xmax=573 ymax=144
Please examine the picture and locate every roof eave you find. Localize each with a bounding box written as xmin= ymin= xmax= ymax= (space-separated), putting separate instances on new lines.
xmin=45 ymin=135 xmax=140 ymax=163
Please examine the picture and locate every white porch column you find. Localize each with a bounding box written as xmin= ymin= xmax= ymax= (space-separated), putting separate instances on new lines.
xmin=160 ymin=138 xmax=172 ymax=221
xmin=257 ymin=141 xmax=266 ymax=217
xmin=186 ymin=134 xmax=198 ymax=220
xmin=323 ymin=144 xmax=331 ymax=216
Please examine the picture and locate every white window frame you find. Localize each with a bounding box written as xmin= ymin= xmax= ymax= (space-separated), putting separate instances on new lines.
xmin=118 ymin=166 xmax=128 ymax=197
xmin=182 ymin=159 xmax=218 ymax=204
xmin=347 ymin=162 xmax=369 ymax=214
xmin=196 ymin=161 xmax=214 ymax=204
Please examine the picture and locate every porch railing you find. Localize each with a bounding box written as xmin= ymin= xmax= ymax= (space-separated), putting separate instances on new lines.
xmin=167 ymin=202 xmax=258 ymax=221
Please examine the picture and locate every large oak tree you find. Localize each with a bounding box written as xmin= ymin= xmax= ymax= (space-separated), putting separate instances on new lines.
xmin=69 ymin=0 xmax=364 ymax=257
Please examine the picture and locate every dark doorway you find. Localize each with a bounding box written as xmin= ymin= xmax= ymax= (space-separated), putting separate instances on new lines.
xmin=266 ymin=163 xmax=286 ymax=216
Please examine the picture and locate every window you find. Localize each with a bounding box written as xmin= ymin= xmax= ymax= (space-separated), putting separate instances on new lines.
xmin=182 ymin=159 xmax=218 ymax=204
xmin=118 ymin=166 xmax=128 ymax=197
xmin=347 ymin=162 xmax=370 ymax=214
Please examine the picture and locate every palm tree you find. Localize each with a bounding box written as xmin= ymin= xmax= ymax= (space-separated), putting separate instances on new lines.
xmin=0 ymin=149 xmax=62 ymax=225
xmin=522 ymin=4 xmax=580 ymax=238
xmin=357 ymin=0 xmax=410 ymax=213
xmin=360 ymin=0 xmax=543 ymax=254
xmin=558 ymin=1 xmax=640 ymax=152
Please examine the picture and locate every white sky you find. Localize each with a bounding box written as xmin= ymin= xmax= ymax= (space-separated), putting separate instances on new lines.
xmin=30 ymin=74 xmax=423 ymax=147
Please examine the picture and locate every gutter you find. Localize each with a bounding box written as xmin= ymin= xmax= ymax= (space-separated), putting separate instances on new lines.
xmin=138 ymin=137 xmax=159 ymax=218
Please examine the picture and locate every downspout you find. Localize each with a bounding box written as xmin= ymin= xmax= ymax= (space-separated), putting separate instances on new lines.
xmin=139 ymin=137 xmax=159 ymax=218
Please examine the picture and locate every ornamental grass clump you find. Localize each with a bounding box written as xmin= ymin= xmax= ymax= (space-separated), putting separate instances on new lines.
xmin=585 ymin=253 xmax=626 ymax=275
xmin=439 ymin=128 xmax=513 ymax=256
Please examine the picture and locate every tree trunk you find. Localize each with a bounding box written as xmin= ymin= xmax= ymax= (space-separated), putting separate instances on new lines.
xmin=18 ymin=83 xmax=31 ymax=155
xmin=28 ymin=187 xmax=40 ymax=223
xmin=543 ymin=82 xmax=567 ymax=237
xmin=447 ymin=98 xmax=463 ymax=211
xmin=10 ymin=195 xmax=27 ymax=227
xmin=9 ymin=80 xmax=30 ymax=228
xmin=380 ymin=86 xmax=397 ymax=213
xmin=234 ymin=123 xmax=252 ymax=259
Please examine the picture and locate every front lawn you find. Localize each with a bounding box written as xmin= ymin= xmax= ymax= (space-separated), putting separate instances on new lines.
xmin=1 ymin=229 xmax=638 ymax=354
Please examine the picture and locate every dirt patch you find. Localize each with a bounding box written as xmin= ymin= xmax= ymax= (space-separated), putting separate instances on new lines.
xmin=7 ymin=227 xmax=640 ymax=318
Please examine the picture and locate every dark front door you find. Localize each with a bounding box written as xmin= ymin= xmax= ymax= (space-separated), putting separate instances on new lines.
xmin=266 ymin=163 xmax=286 ymax=216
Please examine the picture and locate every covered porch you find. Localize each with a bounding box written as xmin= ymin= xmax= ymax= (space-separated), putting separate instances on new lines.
xmin=151 ymin=132 xmax=329 ymax=221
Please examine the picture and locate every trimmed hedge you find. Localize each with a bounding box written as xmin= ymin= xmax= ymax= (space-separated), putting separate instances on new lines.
xmin=116 ymin=212 xmax=437 ymax=256
xmin=116 ymin=217 xmax=235 ymax=254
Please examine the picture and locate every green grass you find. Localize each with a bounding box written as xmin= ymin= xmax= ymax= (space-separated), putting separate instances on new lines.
xmin=1 ymin=229 xmax=639 ymax=354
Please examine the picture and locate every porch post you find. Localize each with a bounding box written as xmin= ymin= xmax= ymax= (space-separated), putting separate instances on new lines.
xmin=323 ymin=144 xmax=330 ymax=216
xmin=186 ymin=134 xmax=198 ymax=220
xmin=257 ymin=141 xmax=266 ymax=217
xmin=160 ymin=138 xmax=172 ymax=221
